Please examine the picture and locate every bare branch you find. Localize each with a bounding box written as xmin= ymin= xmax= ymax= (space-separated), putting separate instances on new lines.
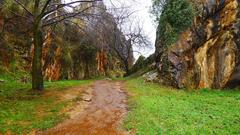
xmin=42 ymin=0 xmax=101 ymax=18
xmin=40 ymin=0 xmax=52 ymax=17
xmin=43 ymin=5 xmax=94 ymax=27
xmin=8 ymin=9 xmax=34 ymax=22
xmin=13 ymin=0 xmax=33 ymax=16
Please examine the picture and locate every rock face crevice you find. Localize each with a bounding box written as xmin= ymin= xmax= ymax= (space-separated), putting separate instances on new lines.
xmin=155 ymin=0 xmax=240 ymax=89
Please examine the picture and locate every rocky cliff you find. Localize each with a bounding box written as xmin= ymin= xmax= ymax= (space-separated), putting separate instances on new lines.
xmin=0 ymin=1 xmax=130 ymax=81
xmin=155 ymin=0 xmax=240 ymax=89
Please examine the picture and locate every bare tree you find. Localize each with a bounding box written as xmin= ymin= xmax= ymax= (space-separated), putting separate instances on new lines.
xmin=3 ymin=0 xmax=101 ymax=90
xmin=108 ymin=7 xmax=151 ymax=75
xmin=82 ymin=2 xmax=151 ymax=75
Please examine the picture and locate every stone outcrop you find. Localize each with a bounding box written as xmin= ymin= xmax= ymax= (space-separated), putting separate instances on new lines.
xmin=155 ymin=0 xmax=240 ymax=89
xmin=143 ymin=70 xmax=159 ymax=82
xmin=42 ymin=31 xmax=62 ymax=81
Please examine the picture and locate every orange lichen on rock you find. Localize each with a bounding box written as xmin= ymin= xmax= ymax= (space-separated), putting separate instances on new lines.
xmin=220 ymin=0 xmax=238 ymax=27
xmin=159 ymin=0 xmax=240 ymax=89
xmin=43 ymin=47 xmax=62 ymax=81
xmin=30 ymin=30 xmax=63 ymax=81
xmin=96 ymin=51 xmax=108 ymax=73
xmin=0 ymin=13 xmax=3 ymax=31
xmin=193 ymin=0 xmax=239 ymax=88
xmin=42 ymin=30 xmax=62 ymax=81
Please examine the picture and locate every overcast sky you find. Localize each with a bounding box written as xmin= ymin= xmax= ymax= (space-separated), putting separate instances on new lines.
xmin=104 ymin=0 xmax=156 ymax=58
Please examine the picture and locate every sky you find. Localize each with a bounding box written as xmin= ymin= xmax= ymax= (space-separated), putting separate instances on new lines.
xmin=64 ymin=0 xmax=157 ymax=58
xmin=103 ymin=0 xmax=156 ymax=58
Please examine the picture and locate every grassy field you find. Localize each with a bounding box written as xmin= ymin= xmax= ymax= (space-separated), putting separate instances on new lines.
xmin=124 ymin=78 xmax=240 ymax=135
xmin=0 ymin=72 xmax=92 ymax=134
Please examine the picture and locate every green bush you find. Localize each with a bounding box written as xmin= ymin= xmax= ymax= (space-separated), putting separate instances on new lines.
xmin=152 ymin=0 xmax=195 ymax=46
xmin=131 ymin=56 xmax=146 ymax=72
xmin=129 ymin=55 xmax=155 ymax=76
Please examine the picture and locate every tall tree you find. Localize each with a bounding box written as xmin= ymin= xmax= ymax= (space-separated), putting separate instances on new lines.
xmin=3 ymin=0 xmax=100 ymax=90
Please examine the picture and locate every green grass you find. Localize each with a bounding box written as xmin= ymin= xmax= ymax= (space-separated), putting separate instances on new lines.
xmin=124 ymin=78 xmax=240 ymax=135
xmin=0 ymin=72 xmax=92 ymax=134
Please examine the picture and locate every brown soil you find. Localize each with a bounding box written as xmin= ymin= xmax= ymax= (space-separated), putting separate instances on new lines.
xmin=39 ymin=80 xmax=130 ymax=135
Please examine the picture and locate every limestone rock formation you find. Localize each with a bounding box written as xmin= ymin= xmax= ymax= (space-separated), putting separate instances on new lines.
xmin=155 ymin=0 xmax=240 ymax=89
xmin=143 ymin=70 xmax=159 ymax=82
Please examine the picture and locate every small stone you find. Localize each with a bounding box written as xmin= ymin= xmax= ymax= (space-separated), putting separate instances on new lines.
xmin=105 ymin=78 xmax=112 ymax=81
xmin=82 ymin=95 xmax=92 ymax=102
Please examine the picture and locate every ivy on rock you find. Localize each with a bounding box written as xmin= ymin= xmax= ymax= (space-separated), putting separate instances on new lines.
xmin=152 ymin=0 xmax=195 ymax=46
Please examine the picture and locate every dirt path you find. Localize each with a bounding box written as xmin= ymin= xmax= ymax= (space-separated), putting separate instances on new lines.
xmin=40 ymin=80 xmax=129 ymax=135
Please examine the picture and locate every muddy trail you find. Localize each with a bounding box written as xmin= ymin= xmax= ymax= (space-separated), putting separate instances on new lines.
xmin=40 ymin=80 xmax=129 ymax=135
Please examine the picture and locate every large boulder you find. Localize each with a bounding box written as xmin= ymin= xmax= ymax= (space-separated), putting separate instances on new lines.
xmin=155 ymin=0 xmax=240 ymax=89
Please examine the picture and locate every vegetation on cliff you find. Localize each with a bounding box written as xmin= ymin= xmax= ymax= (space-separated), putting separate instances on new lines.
xmin=153 ymin=0 xmax=240 ymax=89
xmin=152 ymin=0 xmax=195 ymax=46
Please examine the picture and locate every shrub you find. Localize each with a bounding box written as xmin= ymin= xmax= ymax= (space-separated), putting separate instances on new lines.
xmin=152 ymin=0 xmax=195 ymax=46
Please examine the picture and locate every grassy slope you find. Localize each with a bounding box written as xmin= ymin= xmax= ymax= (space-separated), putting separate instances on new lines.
xmin=124 ymin=78 xmax=240 ymax=135
xmin=0 ymin=72 xmax=92 ymax=134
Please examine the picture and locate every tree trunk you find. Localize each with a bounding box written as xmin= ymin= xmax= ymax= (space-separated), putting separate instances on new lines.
xmin=84 ymin=60 xmax=90 ymax=79
xmin=124 ymin=61 xmax=130 ymax=77
xmin=32 ymin=23 xmax=44 ymax=90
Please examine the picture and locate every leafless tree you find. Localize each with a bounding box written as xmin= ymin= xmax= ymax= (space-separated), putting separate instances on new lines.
xmin=3 ymin=0 xmax=101 ymax=90
xmin=89 ymin=4 xmax=151 ymax=75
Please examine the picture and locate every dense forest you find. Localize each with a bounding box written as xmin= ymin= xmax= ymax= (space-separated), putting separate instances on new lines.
xmin=0 ymin=0 xmax=240 ymax=134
